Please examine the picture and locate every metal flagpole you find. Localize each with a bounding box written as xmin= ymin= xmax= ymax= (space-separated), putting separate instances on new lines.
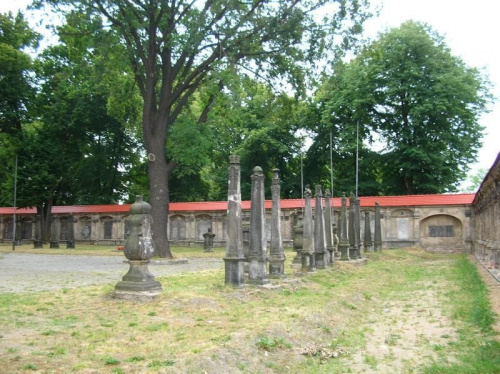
xmin=12 ymin=155 xmax=18 ymax=251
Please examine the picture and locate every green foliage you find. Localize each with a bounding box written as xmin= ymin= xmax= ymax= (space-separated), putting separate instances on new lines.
xmin=314 ymin=21 xmax=492 ymax=195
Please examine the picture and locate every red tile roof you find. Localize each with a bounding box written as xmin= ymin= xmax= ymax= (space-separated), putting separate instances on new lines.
xmin=0 ymin=193 xmax=475 ymax=215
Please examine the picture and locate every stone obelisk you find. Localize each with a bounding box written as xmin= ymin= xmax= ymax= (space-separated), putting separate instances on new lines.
xmin=314 ymin=185 xmax=328 ymax=269
xmin=224 ymin=155 xmax=245 ymax=286
xmin=363 ymin=210 xmax=373 ymax=253
xmin=269 ymin=168 xmax=286 ymax=278
xmin=324 ymin=189 xmax=334 ymax=266
xmin=339 ymin=193 xmax=350 ymax=261
xmin=302 ymin=185 xmax=316 ymax=272
xmin=374 ymin=202 xmax=382 ymax=252
xmin=248 ymin=166 xmax=269 ymax=285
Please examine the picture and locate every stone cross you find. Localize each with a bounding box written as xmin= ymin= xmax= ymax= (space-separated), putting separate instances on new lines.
xmin=314 ymin=185 xmax=328 ymax=269
xmin=224 ymin=155 xmax=245 ymax=286
xmin=66 ymin=214 xmax=75 ymax=249
xmin=248 ymin=166 xmax=269 ymax=285
xmin=50 ymin=216 xmax=60 ymax=248
xmin=302 ymin=185 xmax=316 ymax=272
xmin=114 ymin=195 xmax=163 ymax=301
xmin=374 ymin=202 xmax=382 ymax=252
xmin=339 ymin=193 xmax=350 ymax=261
xmin=324 ymin=189 xmax=334 ymax=266
xmin=34 ymin=214 xmax=43 ymax=248
xmin=363 ymin=211 xmax=373 ymax=252
xmin=269 ymin=168 xmax=286 ymax=278
xmin=203 ymin=228 xmax=215 ymax=252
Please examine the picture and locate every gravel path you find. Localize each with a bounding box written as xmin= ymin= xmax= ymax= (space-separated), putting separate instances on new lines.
xmin=0 ymin=253 xmax=223 ymax=293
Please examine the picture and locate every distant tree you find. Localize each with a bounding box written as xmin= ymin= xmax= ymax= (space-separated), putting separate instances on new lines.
xmin=317 ymin=21 xmax=492 ymax=195
xmin=37 ymin=0 xmax=372 ymax=257
xmin=460 ymin=168 xmax=488 ymax=193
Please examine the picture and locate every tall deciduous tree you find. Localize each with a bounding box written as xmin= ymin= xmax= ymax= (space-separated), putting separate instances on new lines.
xmin=319 ymin=21 xmax=492 ymax=195
xmin=38 ymin=0 xmax=372 ymax=258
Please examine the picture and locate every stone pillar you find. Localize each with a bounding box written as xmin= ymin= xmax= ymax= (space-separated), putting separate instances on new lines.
xmin=14 ymin=219 xmax=22 ymax=246
xmin=115 ymin=195 xmax=163 ymax=300
xmin=339 ymin=193 xmax=350 ymax=261
xmin=242 ymin=223 xmax=250 ymax=274
xmin=292 ymin=217 xmax=303 ymax=268
xmin=324 ymin=189 xmax=334 ymax=265
xmin=66 ymin=214 xmax=76 ymax=249
xmin=314 ymin=185 xmax=328 ymax=269
xmin=269 ymin=168 xmax=286 ymax=278
xmin=203 ymin=228 xmax=215 ymax=252
xmin=348 ymin=194 xmax=356 ymax=259
xmin=363 ymin=211 xmax=373 ymax=252
xmin=50 ymin=216 xmax=60 ymax=248
xmin=374 ymin=202 xmax=382 ymax=252
xmin=248 ymin=166 xmax=269 ymax=285
xmin=302 ymin=185 xmax=316 ymax=271
xmin=34 ymin=214 xmax=43 ymax=248
xmin=224 ymin=155 xmax=245 ymax=286
xmin=354 ymin=196 xmax=362 ymax=259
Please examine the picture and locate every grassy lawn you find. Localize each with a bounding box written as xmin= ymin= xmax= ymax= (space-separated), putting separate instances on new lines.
xmin=0 ymin=248 xmax=498 ymax=373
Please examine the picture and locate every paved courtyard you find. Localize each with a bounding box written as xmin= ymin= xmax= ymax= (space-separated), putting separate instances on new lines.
xmin=0 ymin=253 xmax=223 ymax=293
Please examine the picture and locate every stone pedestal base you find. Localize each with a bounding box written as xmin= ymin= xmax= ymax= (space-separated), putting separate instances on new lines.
xmin=33 ymin=240 xmax=43 ymax=249
xmin=301 ymin=253 xmax=317 ymax=272
xmin=269 ymin=256 xmax=286 ymax=279
xmin=247 ymin=258 xmax=269 ymax=285
xmin=114 ymin=260 xmax=163 ymax=301
xmin=339 ymin=243 xmax=350 ymax=261
xmin=66 ymin=241 xmax=75 ymax=249
xmin=224 ymin=257 xmax=245 ymax=286
xmin=315 ymin=251 xmax=327 ymax=269
xmin=50 ymin=241 xmax=59 ymax=248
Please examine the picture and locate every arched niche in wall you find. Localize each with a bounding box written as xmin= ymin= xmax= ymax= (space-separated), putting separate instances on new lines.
xmin=100 ymin=216 xmax=114 ymax=240
xmin=79 ymin=216 xmax=92 ymax=240
xmin=420 ymin=214 xmax=463 ymax=251
xmin=170 ymin=215 xmax=186 ymax=240
xmin=196 ymin=214 xmax=212 ymax=240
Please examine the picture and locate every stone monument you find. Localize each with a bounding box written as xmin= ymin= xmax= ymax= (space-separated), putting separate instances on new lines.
xmin=242 ymin=223 xmax=250 ymax=274
xmin=324 ymin=189 xmax=335 ymax=266
xmin=301 ymin=185 xmax=316 ymax=272
xmin=224 ymin=155 xmax=245 ymax=286
xmin=339 ymin=193 xmax=350 ymax=261
xmin=34 ymin=214 xmax=43 ymax=248
xmin=269 ymin=168 xmax=286 ymax=278
xmin=354 ymin=195 xmax=362 ymax=259
xmin=114 ymin=195 xmax=163 ymax=301
xmin=363 ymin=211 xmax=373 ymax=252
xmin=348 ymin=194 xmax=356 ymax=259
xmin=50 ymin=216 xmax=59 ymax=248
xmin=248 ymin=166 xmax=269 ymax=285
xmin=292 ymin=217 xmax=304 ymax=268
xmin=314 ymin=185 xmax=328 ymax=269
xmin=374 ymin=202 xmax=382 ymax=252
xmin=66 ymin=213 xmax=75 ymax=249
xmin=203 ymin=228 xmax=215 ymax=252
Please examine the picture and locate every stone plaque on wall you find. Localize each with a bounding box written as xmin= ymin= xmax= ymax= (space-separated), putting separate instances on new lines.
xmin=429 ymin=225 xmax=454 ymax=237
xmin=397 ymin=218 xmax=409 ymax=239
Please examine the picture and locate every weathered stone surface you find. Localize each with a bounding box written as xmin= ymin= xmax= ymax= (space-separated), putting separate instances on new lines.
xmin=269 ymin=169 xmax=286 ymax=278
xmin=203 ymin=228 xmax=215 ymax=252
xmin=324 ymin=189 xmax=335 ymax=265
xmin=50 ymin=216 xmax=59 ymax=249
xmin=34 ymin=214 xmax=43 ymax=249
xmin=114 ymin=195 xmax=163 ymax=300
xmin=248 ymin=166 xmax=269 ymax=285
xmin=314 ymin=185 xmax=328 ymax=269
xmin=339 ymin=193 xmax=350 ymax=261
xmin=66 ymin=213 xmax=75 ymax=249
xmin=224 ymin=155 xmax=245 ymax=286
xmin=354 ymin=196 xmax=362 ymax=259
xmin=363 ymin=210 xmax=373 ymax=252
xmin=374 ymin=202 xmax=382 ymax=252
xmin=291 ymin=217 xmax=304 ymax=269
xmin=301 ymin=185 xmax=316 ymax=272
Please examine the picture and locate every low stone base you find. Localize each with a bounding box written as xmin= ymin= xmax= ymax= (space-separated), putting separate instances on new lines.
xmin=113 ymin=288 xmax=163 ymax=302
xmin=224 ymin=257 xmax=245 ymax=286
xmin=344 ymin=257 xmax=368 ymax=267
xmin=33 ymin=240 xmax=43 ymax=249
xmin=66 ymin=241 xmax=75 ymax=249
xmin=50 ymin=242 xmax=59 ymax=248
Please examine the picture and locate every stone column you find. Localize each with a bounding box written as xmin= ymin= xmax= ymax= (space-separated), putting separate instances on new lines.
xmin=363 ymin=211 xmax=373 ymax=252
xmin=242 ymin=223 xmax=250 ymax=274
xmin=224 ymin=155 xmax=245 ymax=286
xmin=339 ymin=193 xmax=350 ymax=261
xmin=354 ymin=196 xmax=362 ymax=259
xmin=248 ymin=166 xmax=269 ymax=285
xmin=115 ymin=195 xmax=163 ymax=301
xmin=66 ymin=214 xmax=76 ymax=249
xmin=269 ymin=168 xmax=286 ymax=278
xmin=50 ymin=216 xmax=60 ymax=248
xmin=34 ymin=214 xmax=43 ymax=248
xmin=348 ymin=194 xmax=356 ymax=259
xmin=302 ymin=185 xmax=316 ymax=271
xmin=314 ymin=185 xmax=328 ymax=269
xmin=324 ymin=189 xmax=334 ymax=265
xmin=14 ymin=219 xmax=22 ymax=246
xmin=374 ymin=202 xmax=382 ymax=252
xmin=292 ymin=217 xmax=303 ymax=268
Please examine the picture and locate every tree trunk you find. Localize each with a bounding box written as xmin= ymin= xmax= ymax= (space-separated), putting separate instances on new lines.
xmin=147 ymin=141 xmax=173 ymax=258
xmin=37 ymin=199 xmax=53 ymax=243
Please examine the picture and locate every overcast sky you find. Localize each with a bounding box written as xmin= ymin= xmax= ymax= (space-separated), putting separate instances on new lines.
xmin=2 ymin=0 xmax=499 ymax=175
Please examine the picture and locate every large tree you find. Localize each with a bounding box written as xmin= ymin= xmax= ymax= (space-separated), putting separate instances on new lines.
xmin=38 ymin=0 xmax=372 ymax=258
xmin=318 ymin=21 xmax=492 ymax=195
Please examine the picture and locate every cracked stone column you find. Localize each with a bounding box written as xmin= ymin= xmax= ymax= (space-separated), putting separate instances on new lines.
xmin=114 ymin=195 xmax=163 ymax=301
xmin=269 ymin=168 xmax=286 ymax=278
xmin=248 ymin=166 xmax=269 ymax=285
xmin=363 ymin=210 xmax=373 ymax=253
xmin=339 ymin=193 xmax=350 ymax=261
xmin=224 ymin=155 xmax=245 ymax=286
xmin=34 ymin=214 xmax=43 ymax=248
xmin=314 ymin=185 xmax=328 ymax=269
xmin=302 ymin=185 xmax=316 ymax=272
xmin=374 ymin=202 xmax=382 ymax=252
xmin=324 ymin=189 xmax=334 ymax=266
